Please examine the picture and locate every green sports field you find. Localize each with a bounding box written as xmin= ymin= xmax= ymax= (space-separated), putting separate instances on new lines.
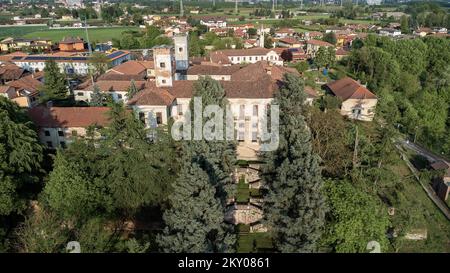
xmin=22 ymin=26 xmax=140 ymax=43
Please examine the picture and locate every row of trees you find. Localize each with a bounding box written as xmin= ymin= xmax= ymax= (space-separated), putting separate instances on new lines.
xmin=347 ymin=35 xmax=450 ymax=156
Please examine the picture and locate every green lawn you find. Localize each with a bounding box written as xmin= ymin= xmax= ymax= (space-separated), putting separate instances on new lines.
xmin=0 ymin=25 xmax=49 ymax=40
xmin=237 ymin=231 xmax=273 ymax=253
xmin=236 ymin=176 xmax=249 ymax=204
xmin=22 ymin=26 xmax=140 ymax=43
xmin=389 ymin=159 xmax=450 ymax=252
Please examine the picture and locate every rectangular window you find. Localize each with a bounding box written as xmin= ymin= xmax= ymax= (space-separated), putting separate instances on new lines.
xmin=72 ymin=130 xmax=77 ymax=136
xmin=44 ymin=130 xmax=50 ymax=136
xmin=178 ymin=47 xmax=183 ymax=52
xmin=117 ymin=94 xmax=122 ymax=99
xmin=156 ymin=112 xmax=162 ymax=125
xmin=252 ymin=132 xmax=258 ymax=142
xmin=253 ymin=105 xmax=258 ymax=116
xmin=60 ymin=141 xmax=66 ymax=148
xmin=46 ymin=141 xmax=53 ymax=148
xmin=177 ymin=104 xmax=183 ymax=115
xmin=238 ymin=131 xmax=245 ymax=142
xmin=239 ymin=105 xmax=245 ymax=119
xmin=77 ymin=92 xmax=84 ymax=97
xmin=58 ymin=130 xmax=64 ymax=137
xmin=139 ymin=112 xmax=146 ymax=125
xmin=160 ymin=62 xmax=166 ymax=68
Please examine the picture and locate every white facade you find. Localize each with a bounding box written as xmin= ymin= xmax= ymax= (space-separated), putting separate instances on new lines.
xmin=227 ymin=51 xmax=282 ymax=65
xmin=74 ymin=90 xmax=128 ymax=103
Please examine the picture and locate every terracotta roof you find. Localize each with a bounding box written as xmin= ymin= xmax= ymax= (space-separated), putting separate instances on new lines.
xmin=209 ymin=51 xmax=231 ymax=65
xmin=81 ymin=80 xmax=146 ymax=92
xmin=128 ymin=88 xmax=175 ymax=106
xmin=306 ymin=31 xmax=323 ymax=37
xmin=97 ymin=73 xmax=145 ymax=81
xmin=28 ymin=106 xmax=110 ymax=128
xmin=0 ymin=63 xmax=25 ymax=81
xmin=129 ymin=76 xmax=276 ymax=106
xmin=109 ymin=60 xmax=154 ymax=75
xmin=187 ymin=64 xmax=241 ymax=75
xmin=336 ymin=48 xmax=350 ymax=56
xmin=0 ymin=85 xmax=13 ymax=94
xmin=231 ymin=61 xmax=299 ymax=82
xmin=59 ymin=37 xmax=84 ymax=44
xmin=0 ymin=52 xmax=28 ymax=63
xmin=307 ymin=39 xmax=334 ymax=47
xmin=218 ymin=47 xmax=272 ymax=57
xmin=7 ymin=76 xmax=42 ymax=93
xmin=325 ymin=77 xmax=376 ymax=101
xmin=279 ymin=37 xmax=301 ymax=44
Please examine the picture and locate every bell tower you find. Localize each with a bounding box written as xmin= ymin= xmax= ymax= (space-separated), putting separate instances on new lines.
xmin=153 ymin=45 xmax=175 ymax=87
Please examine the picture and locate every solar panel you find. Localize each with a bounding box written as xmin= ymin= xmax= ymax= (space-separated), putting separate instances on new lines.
xmin=107 ymin=51 xmax=124 ymax=59
xmin=12 ymin=56 xmax=23 ymax=60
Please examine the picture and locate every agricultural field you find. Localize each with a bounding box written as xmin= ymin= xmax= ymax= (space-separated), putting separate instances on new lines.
xmin=23 ymin=26 xmax=140 ymax=43
xmin=0 ymin=25 xmax=49 ymax=40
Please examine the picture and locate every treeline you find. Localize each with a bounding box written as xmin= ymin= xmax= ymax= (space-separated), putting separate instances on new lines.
xmin=112 ymin=26 xmax=172 ymax=50
xmin=405 ymin=2 xmax=450 ymax=28
xmin=346 ymin=35 xmax=450 ymax=156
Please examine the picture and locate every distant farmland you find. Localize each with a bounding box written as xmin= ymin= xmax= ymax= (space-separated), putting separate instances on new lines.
xmin=0 ymin=25 xmax=49 ymax=39
xmin=8 ymin=26 xmax=141 ymax=43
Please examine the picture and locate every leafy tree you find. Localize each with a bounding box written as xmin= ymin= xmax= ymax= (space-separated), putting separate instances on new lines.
xmin=315 ymin=46 xmax=331 ymax=69
xmin=43 ymin=148 xmax=114 ymax=221
xmin=89 ymin=52 xmax=109 ymax=79
xmin=306 ymin=107 xmax=352 ymax=178
xmin=125 ymin=238 xmax=150 ymax=253
xmin=324 ymin=179 xmax=390 ymax=253
xmin=0 ymin=97 xmax=42 ymax=216
xmin=15 ymin=210 xmax=69 ymax=253
xmin=323 ymin=32 xmax=337 ymax=45
xmin=126 ymin=80 xmax=139 ymax=100
xmin=263 ymin=73 xmax=327 ymax=252
xmin=74 ymin=217 xmax=119 ymax=253
xmin=400 ymin=15 xmax=410 ymax=34
xmin=294 ymin=61 xmax=309 ymax=74
xmin=90 ymin=84 xmax=104 ymax=106
xmin=264 ymin=36 xmax=273 ymax=49
xmin=40 ymin=60 xmax=68 ymax=102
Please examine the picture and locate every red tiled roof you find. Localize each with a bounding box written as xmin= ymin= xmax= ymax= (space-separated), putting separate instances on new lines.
xmin=81 ymin=80 xmax=146 ymax=92
xmin=187 ymin=64 xmax=241 ymax=75
xmin=307 ymin=39 xmax=334 ymax=47
xmin=325 ymin=77 xmax=376 ymax=101
xmin=0 ymin=85 xmax=13 ymax=94
xmin=128 ymin=88 xmax=175 ymax=106
xmin=109 ymin=60 xmax=154 ymax=75
xmin=209 ymin=51 xmax=231 ymax=65
xmin=218 ymin=47 xmax=272 ymax=57
xmin=336 ymin=48 xmax=350 ymax=56
xmin=279 ymin=37 xmax=301 ymax=45
xmin=0 ymin=63 xmax=25 ymax=81
xmin=7 ymin=76 xmax=42 ymax=93
xmin=28 ymin=106 xmax=111 ymax=128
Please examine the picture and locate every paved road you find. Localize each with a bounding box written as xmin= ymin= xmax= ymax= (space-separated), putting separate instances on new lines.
xmin=399 ymin=139 xmax=449 ymax=164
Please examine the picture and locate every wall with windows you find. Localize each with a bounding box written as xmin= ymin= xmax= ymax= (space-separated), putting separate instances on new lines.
xmin=74 ymin=90 xmax=128 ymax=104
xmin=341 ymin=99 xmax=377 ymax=122
xmin=38 ymin=127 xmax=89 ymax=149
xmin=227 ymin=51 xmax=282 ymax=65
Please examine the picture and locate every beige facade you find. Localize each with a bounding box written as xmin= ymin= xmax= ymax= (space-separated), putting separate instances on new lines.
xmin=340 ymin=98 xmax=377 ymax=122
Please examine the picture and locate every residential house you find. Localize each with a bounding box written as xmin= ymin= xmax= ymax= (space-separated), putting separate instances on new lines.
xmin=74 ymin=80 xmax=146 ymax=103
xmin=12 ymin=50 xmax=131 ymax=75
xmin=210 ymin=47 xmax=283 ymax=66
xmin=378 ymin=28 xmax=402 ymax=37
xmin=0 ymin=37 xmax=52 ymax=52
xmin=28 ymin=106 xmax=110 ymax=149
xmin=3 ymin=72 xmax=43 ymax=107
xmin=199 ymin=16 xmax=227 ymax=29
xmin=324 ymin=77 xmax=378 ymax=121
xmin=58 ymin=37 xmax=85 ymax=52
xmin=277 ymin=37 xmax=303 ymax=48
xmin=306 ymin=39 xmax=334 ymax=58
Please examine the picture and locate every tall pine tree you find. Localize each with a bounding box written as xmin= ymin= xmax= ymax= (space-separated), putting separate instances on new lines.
xmin=263 ymin=73 xmax=327 ymax=253
xmin=40 ymin=60 xmax=68 ymax=102
xmin=90 ymin=84 xmax=104 ymax=106
xmin=157 ymin=77 xmax=236 ymax=252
